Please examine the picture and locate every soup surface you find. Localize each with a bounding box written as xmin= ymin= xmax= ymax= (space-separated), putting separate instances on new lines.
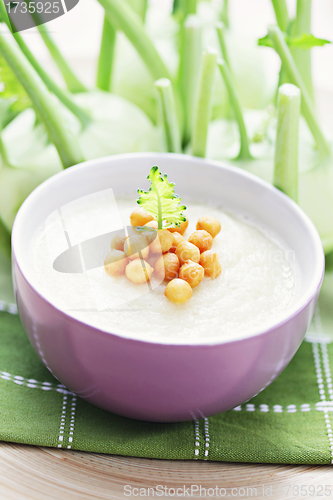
xmin=31 ymin=194 xmax=300 ymax=342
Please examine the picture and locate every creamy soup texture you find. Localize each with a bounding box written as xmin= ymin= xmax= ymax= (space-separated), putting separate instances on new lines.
xmin=31 ymin=195 xmax=300 ymax=342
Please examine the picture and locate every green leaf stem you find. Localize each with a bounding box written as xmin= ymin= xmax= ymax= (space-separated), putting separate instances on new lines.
xmin=155 ymin=78 xmax=181 ymax=154
xmin=268 ymin=25 xmax=330 ymax=158
xmin=96 ymin=14 xmax=117 ymax=91
xmin=0 ymin=30 xmax=84 ymax=168
xmin=178 ymin=15 xmax=202 ymax=144
xmin=273 ymin=83 xmax=301 ymax=202
xmin=217 ymin=59 xmax=252 ymax=160
xmin=192 ymin=47 xmax=217 ymax=158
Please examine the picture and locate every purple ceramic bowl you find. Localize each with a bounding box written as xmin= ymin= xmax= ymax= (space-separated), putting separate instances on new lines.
xmin=11 ymin=153 xmax=324 ymax=422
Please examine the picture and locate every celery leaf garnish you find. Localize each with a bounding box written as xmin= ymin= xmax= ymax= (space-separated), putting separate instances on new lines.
xmin=137 ymin=166 xmax=186 ymax=230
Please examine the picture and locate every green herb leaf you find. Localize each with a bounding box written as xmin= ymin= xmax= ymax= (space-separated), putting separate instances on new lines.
xmin=258 ymin=33 xmax=331 ymax=50
xmin=287 ymin=33 xmax=331 ymax=49
xmin=0 ymin=56 xmax=30 ymax=120
xmin=258 ymin=34 xmax=274 ymax=48
xmin=137 ymin=166 xmax=186 ymax=230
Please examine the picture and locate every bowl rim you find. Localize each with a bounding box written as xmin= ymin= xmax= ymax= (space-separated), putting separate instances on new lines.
xmin=12 ymin=152 xmax=325 ymax=347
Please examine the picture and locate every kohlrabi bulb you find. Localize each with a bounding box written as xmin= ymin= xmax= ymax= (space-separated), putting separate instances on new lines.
xmin=73 ymin=91 xmax=161 ymax=158
xmin=0 ymin=91 xmax=161 ymax=230
xmin=0 ymin=109 xmax=62 ymax=231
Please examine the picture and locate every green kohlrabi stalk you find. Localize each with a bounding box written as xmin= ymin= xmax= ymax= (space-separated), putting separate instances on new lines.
xmin=36 ymin=24 xmax=87 ymax=93
xmin=217 ymin=59 xmax=252 ymax=160
xmin=155 ymin=78 xmax=181 ymax=154
xmin=273 ymin=83 xmax=301 ymax=202
xmin=0 ymin=3 xmax=90 ymax=127
xmin=216 ymin=20 xmax=234 ymax=119
xmin=142 ymin=0 xmax=148 ymax=22
xmin=0 ymin=4 xmax=91 ymax=128
xmin=12 ymin=4 xmax=87 ymax=93
xmin=271 ymin=0 xmax=289 ymax=32
xmin=96 ymin=14 xmax=117 ymax=91
xmin=0 ymin=31 xmax=84 ymax=168
xmin=291 ymin=0 xmax=314 ymax=102
xmin=126 ymin=0 xmax=148 ymax=22
xmin=220 ymin=0 xmax=229 ymax=29
xmin=11 ymin=31 xmax=91 ymax=128
xmin=98 ymin=0 xmax=184 ymax=137
xmin=270 ymin=0 xmax=290 ymax=90
xmin=268 ymin=25 xmax=330 ymax=158
xmin=183 ymin=0 xmax=197 ymax=17
xmin=178 ymin=15 xmax=202 ymax=145
xmin=97 ymin=0 xmax=170 ymax=81
xmin=176 ymin=0 xmax=198 ymax=23
xmin=216 ymin=21 xmax=231 ymax=70
xmin=192 ymin=47 xmax=217 ymax=158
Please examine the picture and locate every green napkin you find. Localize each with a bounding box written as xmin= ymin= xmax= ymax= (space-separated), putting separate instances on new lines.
xmin=1 ymin=254 xmax=333 ymax=464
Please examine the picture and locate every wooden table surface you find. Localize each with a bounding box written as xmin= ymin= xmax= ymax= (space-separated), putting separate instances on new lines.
xmin=0 ymin=442 xmax=332 ymax=500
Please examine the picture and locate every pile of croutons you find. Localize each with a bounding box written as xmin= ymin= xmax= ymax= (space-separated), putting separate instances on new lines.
xmin=104 ymin=208 xmax=222 ymax=304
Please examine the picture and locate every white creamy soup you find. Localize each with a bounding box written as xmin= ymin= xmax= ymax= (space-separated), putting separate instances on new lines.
xmin=30 ymin=194 xmax=300 ymax=342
